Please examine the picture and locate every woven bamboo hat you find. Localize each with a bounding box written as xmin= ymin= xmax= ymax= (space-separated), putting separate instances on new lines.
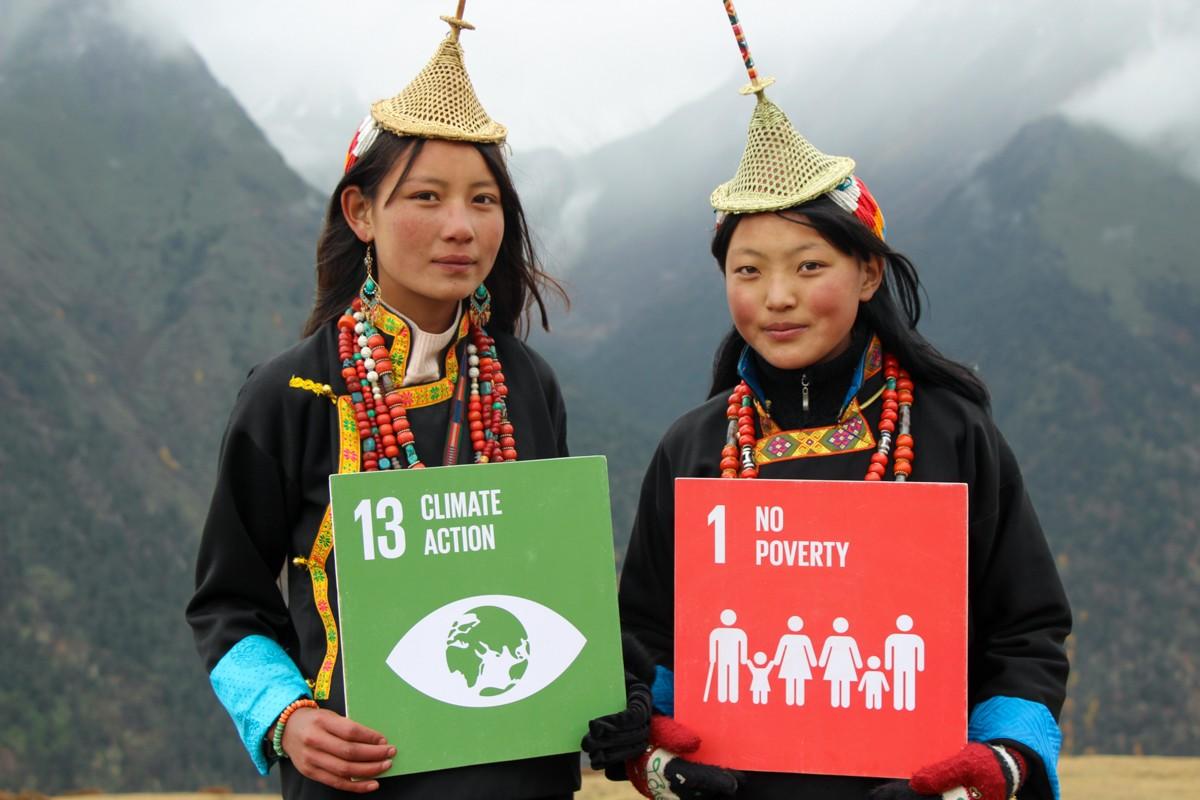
xmin=710 ymin=92 xmax=856 ymax=214
xmin=345 ymin=3 xmax=505 ymax=172
xmin=709 ymin=2 xmax=856 ymax=215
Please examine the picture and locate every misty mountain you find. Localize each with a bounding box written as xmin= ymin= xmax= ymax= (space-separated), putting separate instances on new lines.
xmin=910 ymin=117 xmax=1200 ymax=754
xmin=530 ymin=0 xmax=1188 ymax=411
xmin=0 ymin=0 xmax=317 ymax=790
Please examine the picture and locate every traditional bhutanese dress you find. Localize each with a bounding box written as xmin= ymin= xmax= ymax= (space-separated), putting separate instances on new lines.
xmin=187 ymin=302 xmax=578 ymax=800
xmin=619 ymin=328 xmax=1071 ymax=800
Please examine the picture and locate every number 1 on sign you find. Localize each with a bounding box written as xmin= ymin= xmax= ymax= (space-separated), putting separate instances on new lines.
xmin=708 ymin=504 xmax=726 ymax=564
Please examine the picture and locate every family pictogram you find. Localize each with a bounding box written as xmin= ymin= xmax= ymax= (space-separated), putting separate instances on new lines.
xmin=704 ymin=610 xmax=925 ymax=710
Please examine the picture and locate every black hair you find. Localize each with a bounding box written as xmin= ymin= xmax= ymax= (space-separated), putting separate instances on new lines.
xmin=708 ymin=195 xmax=989 ymax=406
xmin=303 ymin=132 xmax=564 ymax=337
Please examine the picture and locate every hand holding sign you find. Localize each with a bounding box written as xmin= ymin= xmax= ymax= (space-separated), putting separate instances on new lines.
xmin=281 ymin=707 xmax=394 ymax=793
xmin=629 ymin=715 xmax=740 ymax=800
xmin=867 ymin=742 xmax=1028 ymax=800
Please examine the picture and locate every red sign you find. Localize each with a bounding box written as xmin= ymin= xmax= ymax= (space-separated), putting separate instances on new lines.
xmin=674 ymin=479 xmax=967 ymax=778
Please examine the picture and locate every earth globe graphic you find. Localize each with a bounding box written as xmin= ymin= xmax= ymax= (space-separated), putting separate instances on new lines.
xmin=445 ymin=606 xmax=531 ymax=697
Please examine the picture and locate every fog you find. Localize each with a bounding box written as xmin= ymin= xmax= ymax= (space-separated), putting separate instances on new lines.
xmin=108 ymin=0 xmax=1200 ymax=192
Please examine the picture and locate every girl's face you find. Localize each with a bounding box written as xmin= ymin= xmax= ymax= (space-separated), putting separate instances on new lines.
xmin=343 ymin=140 xmax=504 ymax=331
xmin=724 ymin=213 xmax=882 ymax=371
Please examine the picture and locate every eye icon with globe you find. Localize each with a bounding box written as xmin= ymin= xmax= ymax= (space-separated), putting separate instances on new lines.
xmin=445 ymin=606 xmax=530 ymax=697
xmin=386 ymin=594 xmax=587 ymax=708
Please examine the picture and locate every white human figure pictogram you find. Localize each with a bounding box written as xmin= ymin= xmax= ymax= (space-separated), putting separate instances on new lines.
xmin=771 ymin=615 xmax=818 ymax=707
xmin=818 ymin=617 xmax=863 ymax=708
xmin=747 ymin=651 xmax=775 ymax=705
xmin=884 ymin=614 xmax=925 ymax=711
xmin=705 ymin=608 xmax=749 ymax=703
xmin=857 ymin=655 xmax=891 ymax=710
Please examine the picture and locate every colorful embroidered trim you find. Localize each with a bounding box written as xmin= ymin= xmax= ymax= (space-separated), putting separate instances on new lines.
xmin=753 ymin=399 xmax=876 ymax=465
xmin=305 ymin=394 xmax=360 ymax=700
xmin=863 ymin=335 xmax=883 ymax=380
xmin=368 ymin=303 xmax=470 ymax=409
xmin=344 ymin=113 xmax=381 ymax=175
xmin=828 ymin=175 xmax=887 ymax=241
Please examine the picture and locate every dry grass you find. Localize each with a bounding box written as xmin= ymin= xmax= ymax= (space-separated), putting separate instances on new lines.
xmin=581 ymin=757 xmax=1200 ymax=799
xmin=1057 ymin=755 xmax=1200 ymax=799
xmin=12 ymin=757 xmax=1198 ymax=800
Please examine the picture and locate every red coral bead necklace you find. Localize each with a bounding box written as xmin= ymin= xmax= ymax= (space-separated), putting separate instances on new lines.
xmin=722 ymin=353 xmax=913 ymax=481
xmin=336 ymin=296 xmax=517 ymax=471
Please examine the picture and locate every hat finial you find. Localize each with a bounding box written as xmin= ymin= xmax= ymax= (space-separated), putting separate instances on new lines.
xmin=441 ymin=0 xmax=475 ymax=44
xmin=710 ymin=0 xmax=856 ymax=214
xmin=722 ymin=0 xmax=776 ymax=97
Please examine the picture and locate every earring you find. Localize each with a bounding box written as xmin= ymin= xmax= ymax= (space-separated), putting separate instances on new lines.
xmin=359 ymin=243 xmax=379 ymax=310
xmin=469 ymin=283 xmax=492 ymax=328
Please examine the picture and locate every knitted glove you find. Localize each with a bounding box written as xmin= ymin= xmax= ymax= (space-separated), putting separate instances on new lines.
xmin=628 ymin=714 xmax=740 ymax=800
xmin=869 ymin=742 xmax=1027 ymax=800
xmin=582 ymin=633 xmax=657 ymax=774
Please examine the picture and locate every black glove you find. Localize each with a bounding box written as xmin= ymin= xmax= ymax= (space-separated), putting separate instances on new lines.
xmin=581 ymin=632 xmax=657 ymax=771
xmin=657 ymin=754 xmax=741 ymax=799
xmin=868 ymin=780 xmax=932 ymax=799
xmin=582 ymin=680 xmax=653 ymax=769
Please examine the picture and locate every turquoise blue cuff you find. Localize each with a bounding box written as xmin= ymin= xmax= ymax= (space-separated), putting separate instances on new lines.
xmin=968 ymin=696 xmax=1062 ymax=800
xmin=651 ymin=665 xmax=675 ymax=716
xmin=210 ymin=634 xmax=312 ymax=775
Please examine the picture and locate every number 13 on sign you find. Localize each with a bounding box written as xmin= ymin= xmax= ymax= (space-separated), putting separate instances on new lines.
xmin=354 ymin=496 xmax=406 ymax=560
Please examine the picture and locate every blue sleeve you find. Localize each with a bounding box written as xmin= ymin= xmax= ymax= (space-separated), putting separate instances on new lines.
xmin=968 ymin=695 xmax=1062 ymax=800
xmin=209 ymin=634 xmax=313 ymax=775
xmin=651 ymin=665 xmax=675 ymax=717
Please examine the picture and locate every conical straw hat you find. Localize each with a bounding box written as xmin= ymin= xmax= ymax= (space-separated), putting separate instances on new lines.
xmin=369 ymin=15 xmax=506 ymax=144
xmin=710 ymin=92 xmax=855 ymax=214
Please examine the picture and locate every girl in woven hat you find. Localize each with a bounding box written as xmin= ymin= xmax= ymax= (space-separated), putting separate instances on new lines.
xmin=582 ymin=5 xmax=1070 ymax=800
xmin=187 ymin=11 xmax=579 ymax=800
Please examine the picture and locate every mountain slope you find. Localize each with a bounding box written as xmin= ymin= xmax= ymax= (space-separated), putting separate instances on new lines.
xmin=0 ymin=1 xmax=320 ymax=790
xmin=909 ymin=117 xmax=1200 ymax=755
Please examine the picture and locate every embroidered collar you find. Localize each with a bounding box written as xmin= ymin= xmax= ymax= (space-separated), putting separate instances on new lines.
xmin=367 ymin=301 xmax=471 ymax=409
xmin=737 ymin=333 xmax=883 ymax=424
xmin=738 ymin=334 xmax=886 ymax=467
xmin=754 ymin=400 xmax=877 ymax=464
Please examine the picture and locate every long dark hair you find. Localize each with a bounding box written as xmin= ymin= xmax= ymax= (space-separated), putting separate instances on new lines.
xmin=708 ymin=195 xmax=989 ymax=406
xmin=302 ymin=132 xmax=564 ymax=337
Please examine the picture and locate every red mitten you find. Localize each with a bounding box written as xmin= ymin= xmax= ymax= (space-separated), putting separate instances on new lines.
xmin=627 ymin=715 xmax=739 ymax=800
xmin=647 ymin=715 xmax=702 ymax=754
xmin=910 ymin=742 xmax=1026 ymax=800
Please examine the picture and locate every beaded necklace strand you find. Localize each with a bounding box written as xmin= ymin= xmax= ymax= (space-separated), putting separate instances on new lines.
xmin=721 ymin=353 xmax=913 ymax=481
xmin=336 ymin=296 xmax=516 ymax=471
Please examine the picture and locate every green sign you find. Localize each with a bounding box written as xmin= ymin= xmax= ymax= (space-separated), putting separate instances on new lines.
xmin=329 ymin=456 xmax=625 ymax=777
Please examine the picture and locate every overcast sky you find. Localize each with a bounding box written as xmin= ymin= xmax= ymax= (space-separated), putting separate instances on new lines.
xmin=129 ymin=0 xmax=1200 ymax=190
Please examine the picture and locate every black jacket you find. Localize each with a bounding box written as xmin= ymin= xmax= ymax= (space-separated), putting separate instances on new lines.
xmin=619 ymin=336 xmax=1071 ymax=800
xmin=187 ymin=316 xmax=578 ymax=800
